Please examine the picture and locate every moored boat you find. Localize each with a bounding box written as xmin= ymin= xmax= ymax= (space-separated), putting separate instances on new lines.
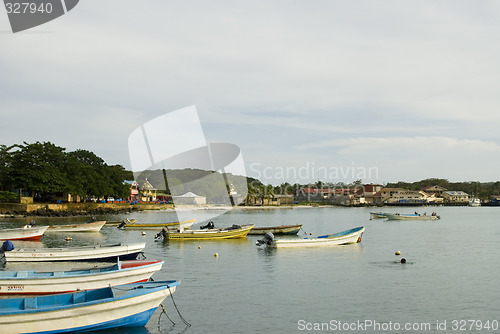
xmin=0 ymin=259 xmax=164 ymax=295
xmin=384 ymin=213 xmax=440 ymax=220
xmin=469 ymin=198 xmax=481 ymax=207
xmin=46 ymin=221 xmax=106 ymax=233
xmin=256 ymin=226 xmax=365 ymax=248
xmin=0 ymin=281 xmax=180 ymax=333
xmin=117 ymin=219 xmax=196 ymax=230
xmin=159 ymin=224 xmax=254 ymax=240
xmin=106 ymin=219 xmax=137 ymax=225
xmin=247 ymin=224 xmax=302 ymax=235
xmin=3 ymin=242 xmax=146 ymax=262
xmin=369 ymin=212 xmax=387 ymax=219
xmin=0 ymin=226 xmax=48 ymax=241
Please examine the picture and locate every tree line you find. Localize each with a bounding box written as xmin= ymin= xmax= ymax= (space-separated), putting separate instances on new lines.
xmin=0 ymin=141 xmax=132 ymax=202
xmin=385 ymin=178 xmax=500 ymax=199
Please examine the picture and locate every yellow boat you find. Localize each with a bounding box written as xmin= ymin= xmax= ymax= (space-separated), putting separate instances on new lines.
xmin=106 ymin=219 xmax=138 ymax=226
xmin=114 ymin=219 xmax=196 ymax=230
xmin=161 ymin=224 xmax=254 ymax=240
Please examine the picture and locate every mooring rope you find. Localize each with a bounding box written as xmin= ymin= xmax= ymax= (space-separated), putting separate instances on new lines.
xmin=158 ymin=303 xmax=176 ymax=326
xmin=168 ymin=286 xmax=191 ymax=327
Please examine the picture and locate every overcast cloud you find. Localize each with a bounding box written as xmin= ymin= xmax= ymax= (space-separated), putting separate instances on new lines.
xmin=1 ymin=1 xmax=499 ymax=185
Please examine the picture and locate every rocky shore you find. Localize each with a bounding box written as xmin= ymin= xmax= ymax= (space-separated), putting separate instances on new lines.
xmin=0 ymin=203 xmax=174 ymax=218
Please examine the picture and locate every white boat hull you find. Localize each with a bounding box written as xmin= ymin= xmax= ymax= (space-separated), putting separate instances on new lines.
xmin=271 ymin=227 xmax=364 ymax=248
xmin=0 ymin=284 xmax=177 ymax=334
xmin=385 ymin=213 xmax=439 ymax=220
xmin=4 ymin=243 xmax=146 ymax=262
xmin=46 ymin=221 xmax=106 ymax=232
xmin=0 ymin=226 xmax=48 ymax=241
xmin=0 ymin=260 xmax=163 ymax=295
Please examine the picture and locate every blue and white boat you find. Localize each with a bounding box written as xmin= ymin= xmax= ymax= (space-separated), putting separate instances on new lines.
xmin=384 ymin=213 xmax=440 ymax=220
xmin=0 ymin=281 xmax=180 ymax=333
xmin=3 ymin=242 xmax=146 ymax=262
xmin=0 ymin=260 xmax=163 ymax=295
xmin=257 ymin=226 xmax=365 ymax=248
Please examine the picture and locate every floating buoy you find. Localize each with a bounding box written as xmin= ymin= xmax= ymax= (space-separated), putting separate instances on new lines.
xmin=65 ymin=236 xmax=72 ymax=241
xmin=214 ymin=253 xmax=219 ymax=257
xmin=198 ymin=245 xmax=201 ymax=249
xmin=310 ymin=232 xmax=313 ymax=235
xmin=141 ymin=231 xmax=146 ymax=236
xmin=395 ymin=250 xmax=401 ymax=256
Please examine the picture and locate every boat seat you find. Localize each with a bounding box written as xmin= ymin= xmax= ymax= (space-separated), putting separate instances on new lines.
xmin=24 ymin=297 xmax=37 ymax=310
xmin=16 ymin=272 xmax=29 ymax=278
xmin=53 ymin=271 xmax=64 ymax=277
xmin=73 ymin=292 xmax=86 ymax=304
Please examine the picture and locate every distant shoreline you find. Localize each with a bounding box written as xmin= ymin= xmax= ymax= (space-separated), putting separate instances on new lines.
xmin=0 ymin=201 xmax=486 ymax=218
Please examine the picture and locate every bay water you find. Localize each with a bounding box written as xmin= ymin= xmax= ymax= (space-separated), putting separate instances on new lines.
xmin=1 ymin=206 xmax=499 ymax=333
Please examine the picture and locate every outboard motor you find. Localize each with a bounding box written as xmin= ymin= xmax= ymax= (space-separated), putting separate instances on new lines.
xmin=256 ymin=232 xmax=274 ymax=246
xmin=154 ymin=227 xmax=169 ymax=240
xmin=200 ymin=221 xmax=215 ymax=230
xmin=0 ymin=240 xmax=15 ymax=252
xmin=117 ymin=221 xmax=126 ymax=229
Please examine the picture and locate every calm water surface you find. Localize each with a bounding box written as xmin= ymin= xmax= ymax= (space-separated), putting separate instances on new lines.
xmin=1 ymin=206 xmax=499 ymax=333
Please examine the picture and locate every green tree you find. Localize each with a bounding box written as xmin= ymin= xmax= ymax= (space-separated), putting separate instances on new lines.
xmin=9 ymin=142 xmax=70 ymax=197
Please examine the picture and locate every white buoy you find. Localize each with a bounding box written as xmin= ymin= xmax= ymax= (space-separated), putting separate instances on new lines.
xmin=141 ymin=231 xmax=146 ymax=236
xmin=65 ymin=236 xmax=72 ymax=241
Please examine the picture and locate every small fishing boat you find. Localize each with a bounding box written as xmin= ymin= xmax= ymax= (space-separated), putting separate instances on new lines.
xmin=247 ymin=224 xmax=302 ymax=235
xmin=0 ymin=226 xmax=48 ymax=241
xmin=369 ymin=212 xmax=387 ymax=219
xmin=106 ymin=219 xmax=137 ymax=225
xmin=0 ymin=259 xmax=163 ymax=295
xmin=384 ymin=213 xmax=440 ymax=220
xmin=117 ymin=219 xmax=196 ymax=230
xmin=256 ymin=226 xmax=365 ymax=248
xmin=3 ymin=242 xmax=146 ymax=262
xmin=0 ymin=280 xmax=180 ymax=333
xmin=159 ymin=224 xmax=254 ymax=240
xmin=469 ymin=198 xmax=481 ymax=207
xmin=46 ymin=221 xmax=106 ymax=233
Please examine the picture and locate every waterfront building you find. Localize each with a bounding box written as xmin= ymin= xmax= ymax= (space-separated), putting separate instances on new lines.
xmin=442 ymin=191 xmax=470 ymax=204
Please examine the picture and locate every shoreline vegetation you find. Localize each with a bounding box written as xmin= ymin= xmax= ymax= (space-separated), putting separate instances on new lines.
xmin=1 ymin=141 xmax=499 ymax=218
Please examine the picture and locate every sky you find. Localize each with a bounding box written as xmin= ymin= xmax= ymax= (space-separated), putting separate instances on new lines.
xmin=1 ymin=1 xmax=500 ymax=186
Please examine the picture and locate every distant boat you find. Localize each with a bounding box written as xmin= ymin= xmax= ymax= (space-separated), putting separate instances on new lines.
xmin=46 ymin=221 xmax=106 ymax=233
xmin=0 ymin=226 xmax=48 ymax=241
xmin=384 ymin=213 xmax=440 ymax=220
xmin=469 ymin=198 xmax=481 ymax=207
xmin=0 ymin=281 xmax=180 ymax=333
xmin=117 ymin=219 xmax=196 ymax=230
xmin=3 ymin=242 xmax=146 ymax=262
xmin=369 ymin=212 xmax=387 ymax=219
xmin=256 ymin=226 xmax=365 ymax=248
xmin=0 ymin=260 xmax=163 ymax=295
xmin=160 ymin=224 xmax=254 ymax=240
xmin=247 ymin=224 xmax=302 ymax=235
